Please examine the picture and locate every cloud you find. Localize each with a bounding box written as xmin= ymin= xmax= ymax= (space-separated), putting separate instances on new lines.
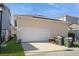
xmin=47 ymin=3 xmax=61 ymax=8
xmin=47 ymin=3 xmax=76 ymax=10
xmin=6 ymin=3 xmax=79 ymax=18
xmin=74 ymin=4 xmax=79 ymax=10
xmin=14 ymin=6 xmax=33 ymax=15
xmin=5 ymin=3 xmax=33 ymax=15
xmin=41 ymin=8 xmax=70 ymax=18
xmin=45 ymin=3 xmax=79 ymax=17
xmin=39 ymin=3 xmax=79 ymax=18
xmin=15 ymin=5 xmax=32 ymax=13
xmin=67 ymin=3 xmax=79 ymax=16
xmin=47 ymin=3 xmax=55 ymax=5
xmin=24 ymin=6 xmax=32 ymax=12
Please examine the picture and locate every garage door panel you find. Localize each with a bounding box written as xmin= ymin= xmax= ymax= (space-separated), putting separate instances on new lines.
xmin=20 ymin=27 xmax=50 ymax=42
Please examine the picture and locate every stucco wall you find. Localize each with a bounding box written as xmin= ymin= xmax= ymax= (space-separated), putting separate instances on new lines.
xmin=15 ymin=16 xmax=69 ymax=42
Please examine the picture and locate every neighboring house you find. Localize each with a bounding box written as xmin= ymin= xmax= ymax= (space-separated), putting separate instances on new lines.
xmin=14 ymin=15 xmax=68 ymax=42
xmin=0 ymin=3 xmax=11 ymax=42
xmin=58 ymin=15 xmax=79 ymax=39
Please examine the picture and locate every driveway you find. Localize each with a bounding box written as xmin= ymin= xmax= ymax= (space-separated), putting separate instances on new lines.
xmin=22 ymin=42 xmax=68 ymax=56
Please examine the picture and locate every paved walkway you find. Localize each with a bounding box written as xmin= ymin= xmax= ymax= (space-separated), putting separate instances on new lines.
xmin=22 ymin=42 xmax=68 ymax=56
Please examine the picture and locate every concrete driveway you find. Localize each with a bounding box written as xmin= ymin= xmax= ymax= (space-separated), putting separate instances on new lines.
xmin=22 ymin=42 xmax=68 ymax=56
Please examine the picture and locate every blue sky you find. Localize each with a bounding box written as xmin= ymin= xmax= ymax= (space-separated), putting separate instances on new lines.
xmin=5 ymin=3 xmax=79 ymax=18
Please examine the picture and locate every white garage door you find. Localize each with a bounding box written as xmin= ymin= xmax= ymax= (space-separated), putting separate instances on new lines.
xmin=20 ymin=27 xmax=50 ymax=42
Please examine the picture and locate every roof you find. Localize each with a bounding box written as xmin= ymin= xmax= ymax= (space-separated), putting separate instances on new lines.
xmin=69 ymin=24 xmax=79 ymax=30
xmin=14 ymin=15 xmax=61 ymax=21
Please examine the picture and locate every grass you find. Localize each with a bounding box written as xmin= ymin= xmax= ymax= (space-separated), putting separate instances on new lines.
xmin=0 ymin=36 xmax=25 ymax=56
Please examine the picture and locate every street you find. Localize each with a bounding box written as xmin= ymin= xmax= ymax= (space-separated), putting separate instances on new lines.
xmin=32 ymin=48 xmax=79 ymax=56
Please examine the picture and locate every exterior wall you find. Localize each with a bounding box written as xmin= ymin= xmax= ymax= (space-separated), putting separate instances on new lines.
xmin=0 ymin=4 xmax=11 ymax=42
xmin=58 ymin=16 xmax=78 ymax=24
xmin=66 ymin=16 xmax=78 ymax=24
xmin=2 ymin=8 xmax=11 ymax=41
xmin=59 ymin=17 xmax=66 ymax=21
xmin=15 ymin=16 xmax=68 ymax=42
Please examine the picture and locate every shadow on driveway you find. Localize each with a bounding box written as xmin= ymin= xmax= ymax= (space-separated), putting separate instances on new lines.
xmin=22 ymin=43 xmax=38 ymax=51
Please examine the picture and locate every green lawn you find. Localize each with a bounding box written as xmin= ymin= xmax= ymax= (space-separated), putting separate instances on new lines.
xmin=0 ymin=36 xmax=25 ymax=56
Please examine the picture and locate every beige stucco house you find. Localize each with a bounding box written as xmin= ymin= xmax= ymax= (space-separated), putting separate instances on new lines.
xmin=14 ymin=15 xmax=69 ymax=42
